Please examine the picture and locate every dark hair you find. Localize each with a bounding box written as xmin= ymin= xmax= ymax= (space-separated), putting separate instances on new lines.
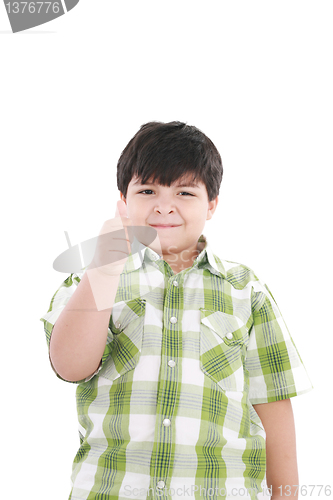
xmin=117 ymin=121 xmax=223 ymax=202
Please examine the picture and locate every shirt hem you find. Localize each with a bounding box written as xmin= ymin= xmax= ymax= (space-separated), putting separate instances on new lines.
xmin=249 ymin=384 xmax=313 ymax=404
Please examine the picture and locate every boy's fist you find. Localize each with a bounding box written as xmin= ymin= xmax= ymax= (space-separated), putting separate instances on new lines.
xmin=85 ymin=199 xmax=162 ymax=311
xmin=87 ymin=200 xmax=134 ymax=276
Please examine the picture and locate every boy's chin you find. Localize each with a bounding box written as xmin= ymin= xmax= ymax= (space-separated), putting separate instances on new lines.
xmin=133 ymin=228 xmax=163 ymax=257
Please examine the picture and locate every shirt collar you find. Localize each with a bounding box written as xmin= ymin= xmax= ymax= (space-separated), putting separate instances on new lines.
xmin=123 ymin=233 xmax=227 ymax=279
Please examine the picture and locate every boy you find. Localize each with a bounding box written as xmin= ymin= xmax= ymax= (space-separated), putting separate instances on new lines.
xmin=40 ymin=121 xmax=312 ymax=500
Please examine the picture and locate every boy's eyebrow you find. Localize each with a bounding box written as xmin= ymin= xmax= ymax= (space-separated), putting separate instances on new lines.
xmin=133 ymin=179 xmax=200 ymax=188
xmin=175 ymin=181 xmax=200 ymax=188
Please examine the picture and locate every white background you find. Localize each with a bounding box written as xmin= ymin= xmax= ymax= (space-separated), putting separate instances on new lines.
xmin=1 ymin=1 xmax=332 ymax=498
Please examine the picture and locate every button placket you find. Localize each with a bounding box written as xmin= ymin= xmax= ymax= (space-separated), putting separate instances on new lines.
xmin=152 ymin=278 xmax=181 ymax=492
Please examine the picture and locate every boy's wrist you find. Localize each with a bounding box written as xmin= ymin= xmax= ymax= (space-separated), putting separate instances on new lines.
xmin=86 ymin=266 xmax=122 ymax=311
xmin=87 ymin=260 xmax=126 ymax=277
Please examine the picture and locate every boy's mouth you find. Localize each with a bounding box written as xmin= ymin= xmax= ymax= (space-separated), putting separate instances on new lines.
xmin=149 ymin=224 xmax=181 ymax=229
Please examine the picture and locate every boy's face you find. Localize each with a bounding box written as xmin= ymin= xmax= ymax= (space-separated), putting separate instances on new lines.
xmin=120 ymin=173 xmax=218 ymax=273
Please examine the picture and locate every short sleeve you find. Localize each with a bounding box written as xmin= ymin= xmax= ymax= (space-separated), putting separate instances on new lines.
xmin=39 ymin=268 xmax=114 ymax=383
xmin=245 ymin=279 xmax=313 ymax=404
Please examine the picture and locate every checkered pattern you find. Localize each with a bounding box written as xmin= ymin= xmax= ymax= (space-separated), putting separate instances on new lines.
xmin=40 ymin=234 xmax=312 ymax=500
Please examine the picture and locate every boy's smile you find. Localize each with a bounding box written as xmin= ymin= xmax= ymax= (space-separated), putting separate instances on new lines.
xmin=120 ymin=174 xmax=218 ymax=274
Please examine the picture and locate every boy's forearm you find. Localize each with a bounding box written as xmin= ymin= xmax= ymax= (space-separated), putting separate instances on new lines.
xmin=253 ymin=399 xmax=299 ymax=500
xmin=49 ymin=269 xmax=121 ymax=382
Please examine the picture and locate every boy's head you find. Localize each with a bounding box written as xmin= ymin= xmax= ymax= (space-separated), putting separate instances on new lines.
xmin=117 ymin=121 xmax=223 ymax=202
xmin=117 ymin=121 xmax=223 ymax=273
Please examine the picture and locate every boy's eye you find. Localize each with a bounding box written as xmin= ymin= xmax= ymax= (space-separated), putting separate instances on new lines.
xmin=139 ymin=190 xmax=193 ymax=196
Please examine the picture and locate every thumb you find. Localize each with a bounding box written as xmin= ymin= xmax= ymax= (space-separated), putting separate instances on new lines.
xmin=115 ymin=198 xmax=133 ymax=244
xmin=115 ymin=199 xmax=128 ymax=219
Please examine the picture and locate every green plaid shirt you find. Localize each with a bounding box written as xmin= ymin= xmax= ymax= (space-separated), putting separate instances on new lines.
xmin=40 ymin=234 xmax=312 ymax=500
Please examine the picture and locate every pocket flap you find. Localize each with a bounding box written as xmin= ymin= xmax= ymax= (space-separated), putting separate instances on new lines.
xmin=110 ymin=298 xmax=146 ymax=334
xmin=199 ymin=309 xmax=248 ymax=346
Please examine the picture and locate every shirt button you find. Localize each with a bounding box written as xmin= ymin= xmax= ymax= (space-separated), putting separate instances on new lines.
xmin=115 ymin=321 xmax=121 ymax=329
xmin=157 ymin=481 xmax=165 ymax=489
xmin=170 ymin=316 xmax=177 ymax=324
xmin=173 ymin=280 xmax=179 ymax=287
xmin=226 ymin=332 xmax=233 ymax=340
xmin=162 ymin=418 xmax=171 ymax=427
xmin=168 ymin=360 xmax=176 ymax=367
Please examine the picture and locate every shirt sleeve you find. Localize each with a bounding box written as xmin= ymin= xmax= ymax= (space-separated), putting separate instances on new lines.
xmin=245 ymin=279 xmax=313 ymax=404
xmin=39 ymin=268 xmax=114 ymax=384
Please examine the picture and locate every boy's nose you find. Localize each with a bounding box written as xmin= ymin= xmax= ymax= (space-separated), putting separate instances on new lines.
xmin=152 ymin=196 xmax=178 ymax=214
xmin=154 ymin=206 xmax=175 ymax=215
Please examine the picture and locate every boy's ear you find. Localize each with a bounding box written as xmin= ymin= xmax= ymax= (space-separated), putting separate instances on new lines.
xmin=206 ymin=196 xmax=218 ymax=220
xmin=120 ymin=192 xmax=127 ymax=204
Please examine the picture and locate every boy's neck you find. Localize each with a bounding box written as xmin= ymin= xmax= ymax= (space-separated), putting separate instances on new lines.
xmin=162 ymin=236 xmax=206 ymax=275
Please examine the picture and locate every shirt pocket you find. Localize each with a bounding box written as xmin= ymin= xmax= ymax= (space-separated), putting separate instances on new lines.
xmin=199 ymin=309 xmax=249 ymax=392
xmin=97 ymin=298 xmax=146 ymax=382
